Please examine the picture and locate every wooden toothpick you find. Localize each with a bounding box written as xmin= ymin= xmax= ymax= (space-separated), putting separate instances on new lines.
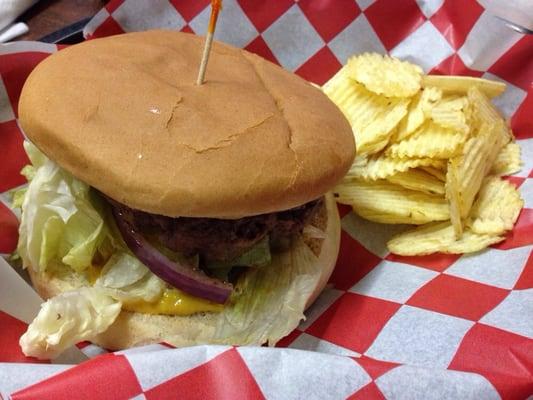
xmin=196 ymin=0 xmax=222 ymax=85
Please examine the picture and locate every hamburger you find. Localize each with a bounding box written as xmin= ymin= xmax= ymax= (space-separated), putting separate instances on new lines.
xmin=15 ymin=30 xmax=355 ymax=359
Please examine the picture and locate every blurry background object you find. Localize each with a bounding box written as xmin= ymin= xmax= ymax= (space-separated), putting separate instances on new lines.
xmin=0 ymin=21 xmax=28 ymax=42
xmin=0 ymin=0 xmax=36 ymax=42
xmin=9 ymin=0 xmax=105 ymax=42
xmin=478 ymin=0 xmax=533 ymax=34
xmin=0 ymin=0 xmax=36 ymax=32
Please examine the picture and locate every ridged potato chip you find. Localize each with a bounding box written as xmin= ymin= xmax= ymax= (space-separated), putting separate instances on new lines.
xmin=387 ymin=222 xmax=503 ymax=256
xmin=323 ymin=69 xmax=410 ymax=155
xmin=467 ymin=176 xmax=523 ymax=235
xmin=388 ymin=176 xmax=521 ymax=255
xmin=344 ymin=154 xmax=445 ymax=181
xmin=352 ymin=155 xmax=369 ymax=167
xmin=443 ymin=232 xmax=504 ymax=253
xmin=334 ymin=179 xmax=449 ymax=224
xmin=387 ymin=169 xmax=445 ymax=196
xmin=445 ymin=159 xmax=463 ymax=237
xmin=346 ymin=53 xmax=423 ymax=97
xmin=326 ymin=52 xmax=523 ymax=256
xmin=422 ymin=75 xmax=506 ymax=98
xmin=386 ymin=122 xmax=465 ymax=159
xmin=491 ymin=142 xmax=522 ymax=176
xmin=448 ymin=130 xmax=489 ymax=219
xmin=430 ymin=96 xmax=470 ymax=134
xmin=420 ymin=166 xmax=446 ymax=181
xmin=395 ymin=87 xmax=442 ymax=142
xmin=486 ymin=125 xmax=512 ymax=174
xmin=468 ymin=87 xmax=511 ymax=138
xmin=361 ymin=135 xmax=391 ymax=156
xmin=447 ymin=121 xmax=508 ymax=223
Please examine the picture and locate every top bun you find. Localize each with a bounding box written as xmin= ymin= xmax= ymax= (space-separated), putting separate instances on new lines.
xmin=19 ymin=30 xmax=354 ymax=218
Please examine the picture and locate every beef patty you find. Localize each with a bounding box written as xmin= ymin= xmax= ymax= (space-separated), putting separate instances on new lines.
xmin=121 ymin=198 xmax=323 ymax=262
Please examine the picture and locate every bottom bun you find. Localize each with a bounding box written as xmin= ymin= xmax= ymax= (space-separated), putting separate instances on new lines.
xmin=28 ymin=193 xmax=341 ymax=350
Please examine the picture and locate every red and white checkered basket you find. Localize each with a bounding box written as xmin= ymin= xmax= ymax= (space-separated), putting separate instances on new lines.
xmin=1 ymin=1 xmax=532 ymax=399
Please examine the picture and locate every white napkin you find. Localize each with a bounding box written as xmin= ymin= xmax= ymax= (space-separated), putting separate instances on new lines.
xmin=0 ymin=0 xmax=38 ymax=42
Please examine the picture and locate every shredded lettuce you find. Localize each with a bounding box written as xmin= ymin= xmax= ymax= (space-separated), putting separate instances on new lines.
xmin=17 ymin=142 xmax=167 ymax=297
xmin=213 ymin=238 xmax=322 ymax=346
xmin=17 ymin=145 xmax=109 ymax=273
xmin=11 ymin=187 xmax=27 ymax=209
xmin=211 ymin=194 xmax=338 ymax=346
xmin=207 ymin=236 xmax=272 ymax=281
xmin=20 ymin=287 xmax=122 ymax=360
xmin=24 ymin=140 xmax=48 ymax=169
xmin=208 ymin=236 xmax=272 ymax=270
xmin=95 ymin=252 xmax=165 ymax=303
xmin=97 ymin=252 xmax=149 ymax=288
xmin=233 ymin=235 xmax=271 ymax=267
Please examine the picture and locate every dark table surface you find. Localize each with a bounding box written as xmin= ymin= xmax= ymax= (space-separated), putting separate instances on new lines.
xmin=16 ymin=0 xmax=106 ymax=41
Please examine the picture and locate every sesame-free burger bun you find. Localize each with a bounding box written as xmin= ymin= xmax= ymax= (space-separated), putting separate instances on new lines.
xmin=18 ymin=30 xmax=355 ymax=218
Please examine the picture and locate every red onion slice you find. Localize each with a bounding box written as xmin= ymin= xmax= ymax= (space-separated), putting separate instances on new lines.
xmin=110 ymin=204 xmax=232 ymax=304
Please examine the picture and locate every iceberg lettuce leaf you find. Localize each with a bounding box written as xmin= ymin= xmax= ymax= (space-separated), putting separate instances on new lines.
xmin=20 ymin=287 xmax=122 ymax=360
xmin=17 ymin=150 xmax=109 ymax=273
xmin=214 ymin=238 xmax=321 ymax=346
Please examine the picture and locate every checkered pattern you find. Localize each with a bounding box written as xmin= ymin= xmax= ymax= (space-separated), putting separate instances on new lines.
xmin=2 ymin=345 xmax=511 ymax=400
xmin=1 ymin=0 xmax=532 ymax=399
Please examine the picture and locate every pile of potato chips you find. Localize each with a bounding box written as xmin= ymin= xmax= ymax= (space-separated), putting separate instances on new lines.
xmin=326 ymin=53 xmax=524 ymax=256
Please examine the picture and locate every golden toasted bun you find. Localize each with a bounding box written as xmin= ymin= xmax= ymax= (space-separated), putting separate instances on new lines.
xmin=27 ymin=194 xmax=340 ymax=350
xmin=19 ymin=30 xmax=355 ymax=218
